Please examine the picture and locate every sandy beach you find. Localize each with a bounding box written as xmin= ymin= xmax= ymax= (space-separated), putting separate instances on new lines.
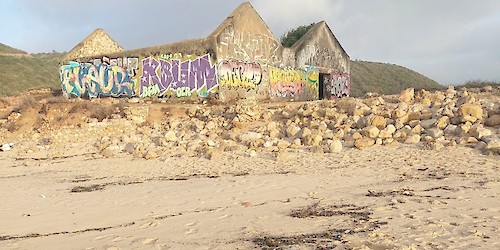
xmin=0 ymin=87 xmax=499 ymax=249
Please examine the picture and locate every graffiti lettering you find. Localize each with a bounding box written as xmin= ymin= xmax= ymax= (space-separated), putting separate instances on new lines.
xmin=60 ymin=61 xmax=137 ymax=98
xmin=176 ymin=87 xmax=192 ymax=98
xmin=217 ymin=60 xmax=262 ymax=90
xmin=218 ymin=25 xmax=280 ymax=63
xmin=140 ymin=54 xmax=218 ymax=98
xmin=269 ymin=66 xmax=319 ymax=99
xmin=327 ymin=72 xmax=350 ymax=99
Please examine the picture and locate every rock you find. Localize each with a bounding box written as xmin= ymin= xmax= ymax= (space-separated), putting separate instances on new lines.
xmin=379 ymin=125 xmax=396 ymax=138
xmin=362 ymin=126 xmax=380 ymax=139
xmin=425 ymin=128 xmax=444 ymax=139
xmin=435 ymin=116 xmax=450 ymax=130
xmin=0 ymin=143 xmax=13 ymax=151
xmin=238 ymin=132 xmax=263 ymax=142
xmin=407 ymin=111 xmax=422 ymax=122
xmin=352 ymin=132 xmax=363 ymax=140
xmin=164 ymin=131 xmax=178 ymax=142
xmin=101 ymin=147 xmax=116 ymax=158
xmin=205 ymin=121 xmax=216 ymax=130
xmin=458 ymin=104 xmax=483 ymax=120
xmin=248 ymin=150 xmax=258 ymax=157
xmin=399 ymin=88 xmax=415 ymax=103
xmin=370 ymin=115 xmax=387 ymax=129
xmin=327 ymin=140 xmax=343 ymax=153
xmin=485 ymin=114 xmax=500 ymax=127
xmin=482 ymin=85 xmax=493 ymax=92
xmin=420 ymin=119 xmax=437 ymax=129
xmin=470 ymin=127 xmax=492 ymax=140
xmin=423 ymin=141 xmax=445 ymax=150
xmin=354 ymin=138 xmax=375 ymax=149
xmin=309 ymin=134 xmax=323 ymax=146
xmin=269 ymin=128 xmax=282 ymax=138
xmin=286 ymin=124 xmax=301 ymax=137
xmin=298 ymin=127 xmax=312 ymax=139
xmin=123 ymin=142 xmax=135 ymax=154
xmin=486 ymin=139 xmax=500 ymax=149
xmin=444 ymin=125 xmax=459 ymax=136
xmin=393 ymin=108 xmax=407 ymax=119
xmin=404 ymin=135 xmax=421 ymax=144
xmin=143 ymin=150 xmax=158 ymax=160
xmin=461 ymin=115 xmax=477 ymax=123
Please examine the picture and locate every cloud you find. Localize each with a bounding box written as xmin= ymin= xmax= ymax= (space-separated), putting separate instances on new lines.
xmin=1 ymin=0 xmax=499 ymax=84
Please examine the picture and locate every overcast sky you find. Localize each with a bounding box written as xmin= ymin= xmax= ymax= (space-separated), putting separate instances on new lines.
xmin=1 ymin=0 xmax=499 ymax=85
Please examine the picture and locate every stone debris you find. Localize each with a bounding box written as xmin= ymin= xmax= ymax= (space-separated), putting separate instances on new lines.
xmin=0 ymin=87 xmax=498 ymax=159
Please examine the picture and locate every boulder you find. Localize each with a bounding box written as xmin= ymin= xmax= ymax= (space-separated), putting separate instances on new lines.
xmin=362 ymin=126 xmax=380 ymax=138
xmin=485 ymin=114 xmax=500 ymax=127
xmin=370 ymin=115 xmax=387 ymax=129
xmin=354 ymin=138 xmax=375 ymax=149
xmin=404 ymin=135 xmax=421 ymax=144
xmin=399 ymin=88 xmax=415 ymax=103
xmin=458 ymin=104 xmax=483 ymax=120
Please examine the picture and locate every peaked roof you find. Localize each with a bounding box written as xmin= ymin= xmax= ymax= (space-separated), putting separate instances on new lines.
xmin=291 ymin=21 xmax=348 ymax=56
xmin=64 ymin=28 xmax=124 ymax=60
xmin=209 ymin=2 xmax=277 ymax=42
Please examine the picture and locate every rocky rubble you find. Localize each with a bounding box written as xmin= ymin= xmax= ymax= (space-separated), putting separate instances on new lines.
xmin=1 ymin=86 xmax=499 ymax=159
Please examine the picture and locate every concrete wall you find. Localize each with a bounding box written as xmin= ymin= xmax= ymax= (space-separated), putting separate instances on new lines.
xmin=60 ymin=2 xmax=350 ymax=101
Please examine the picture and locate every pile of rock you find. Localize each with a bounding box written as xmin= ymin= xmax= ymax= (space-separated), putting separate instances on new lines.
xmin=91 ymin=86 xmax=498 ymax=159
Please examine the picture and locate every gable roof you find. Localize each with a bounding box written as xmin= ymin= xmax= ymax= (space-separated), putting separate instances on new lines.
xmin=291 ymin=21 xmax=348 ymax=56
xmin=209 ymin=2 xmax=277 ymax=42
xmin=64 ymin=28 xmax=124 ymax=61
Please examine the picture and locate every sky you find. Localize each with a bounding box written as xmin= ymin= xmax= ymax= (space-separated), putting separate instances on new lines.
xmin=1 ymin=0 xmax=499 ymax=85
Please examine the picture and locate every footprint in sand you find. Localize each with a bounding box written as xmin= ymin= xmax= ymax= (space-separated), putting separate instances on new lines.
xmin=140 ymin=221 xmax=158 ymax=229
xmin=185 ymin=221 xmax=199 ymax=227
xmin=93 ymin=234 xmax=115 ymax=241
xmin=184 ymin=228 xmax=198 ymax=235
xmin=142 ymin=238 xmax=158 ymax=245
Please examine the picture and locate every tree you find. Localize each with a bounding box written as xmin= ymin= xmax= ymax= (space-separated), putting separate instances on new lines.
xmin=280 ymin=23 xmax=316 ymax=48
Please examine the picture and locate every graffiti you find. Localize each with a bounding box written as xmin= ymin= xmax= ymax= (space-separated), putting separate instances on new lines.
xmin=269 ymin=66 xmax=319 ymax=99
xmin=218 ymin=25 xmax=280 ymax=63
xmin=60 ymin=61 xmax=137 ymax=98
xmin=296 ymin=43 xmax=348 ymax=73
xmin=140 ymin=54 xmax=218 ymax=98
xmin=176 ymin=87 xmax=192 ymax=97
xmin=217 ymin=60 xmax=262 ymax=90
xmin=326 ymin=72 xmax=350 ymax=99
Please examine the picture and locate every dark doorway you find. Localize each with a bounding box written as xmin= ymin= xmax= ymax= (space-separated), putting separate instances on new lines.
xmin=318 ymin=74 xmax=329 ymax=100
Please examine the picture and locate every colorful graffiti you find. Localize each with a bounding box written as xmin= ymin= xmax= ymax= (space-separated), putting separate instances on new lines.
xmin=326 ymin=72 xmax=350 ymax=99
xmin=217 ymin=60 xmax=262 ymax=90
xmin=60 ymin=61 xmax=137 ymax=98
xmin=269 ymin=66 xmax=319 ymax=99
xmin=140 ymin=54 xmax=217 ymax=98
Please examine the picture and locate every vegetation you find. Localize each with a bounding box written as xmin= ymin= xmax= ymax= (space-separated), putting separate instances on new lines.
xmin=454 ymin=79 xmax=499 ymax=88
xmin=0 ymin=43 xmax=28 ymax=55
xmin=350 ymin=60 xmax=442 ymax=97
xmin=0 ymin=52 xmax=62 ymax=97
xmin=280 ymin=23 xmax=316 ymax=48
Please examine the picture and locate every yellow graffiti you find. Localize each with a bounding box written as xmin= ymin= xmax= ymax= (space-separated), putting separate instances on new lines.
xmin=269 ymin=66 xmax=319 ymax=98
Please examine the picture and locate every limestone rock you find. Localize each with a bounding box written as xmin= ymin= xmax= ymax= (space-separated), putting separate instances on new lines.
xmin=370 ymin=115 xmax=387 ymax=129
xmin=404 ymin=135 xmax=421 ymax=144
xmin=399 ymin=88 xmax=415 ymax=103
xmin=354 ymin=138 xmax=375 ymax=149
xmin=327 ymin=140 xmax=343 ymax=153
xmin=362 ymin=126 xmax=380 ymax=139
xmin=470 ymin=127 xmax=492 ymax=140
xmin=164 ymin=131 xmax=178 ymax=142
xmin=435 ymin=116 xmax=450 ymax=130
xmin=458 ymin=104 xmax=483 ymax=120
xmin=379 ymin=124 xmax=396 ymax=138
xmin=238 ymin=132 xmax=262 ymax=142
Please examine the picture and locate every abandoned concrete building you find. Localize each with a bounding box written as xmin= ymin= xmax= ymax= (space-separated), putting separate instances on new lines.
xmin=60 ymin=2 xmax=350 ymax=101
